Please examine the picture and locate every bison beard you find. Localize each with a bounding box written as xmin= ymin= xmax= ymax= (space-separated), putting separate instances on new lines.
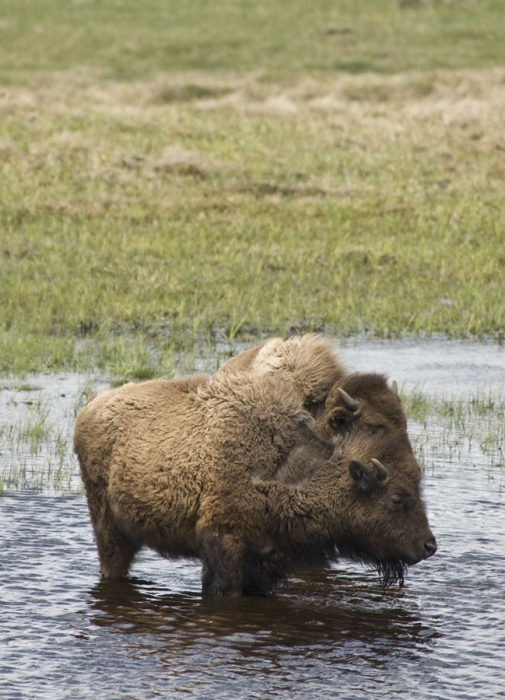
xmin=376 ymin=560 xmax=408 ymax=588
xmin=276 ymin=548 xmax=407 ymax=589
xmin=335 ymin=544 xmax=409 ymax=588
xmin=235 ymin=544 xmax=409 ymax=592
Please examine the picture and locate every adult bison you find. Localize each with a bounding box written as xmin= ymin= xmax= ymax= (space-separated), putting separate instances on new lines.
xmin=74 ymin=368 xmax=436 ymax=595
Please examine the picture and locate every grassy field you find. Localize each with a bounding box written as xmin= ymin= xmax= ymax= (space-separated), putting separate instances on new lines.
xmin=2 ymin=0 xmax=505 ymax=81
xmin=1 ymin=0 xmax=505 ymax=375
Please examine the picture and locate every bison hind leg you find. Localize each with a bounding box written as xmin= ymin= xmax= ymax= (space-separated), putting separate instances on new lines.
xmin=84 ymin=490 xmax=141 ymax=579
xmin=96 ymin=525 xmax=140 ymax=579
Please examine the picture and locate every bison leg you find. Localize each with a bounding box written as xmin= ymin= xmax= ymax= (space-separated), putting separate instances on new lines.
xmin=241 ymin=546 xmax=287 ymax=596
xmin=198 ymin=531 xmax=248 ymax=596
xmin=95 ymin=521 xmax=140 ymax=579
xmin=84 ymin=488 xmax=140 ymax=579
xmin=198 ymin=531 xmax=286 ymax=596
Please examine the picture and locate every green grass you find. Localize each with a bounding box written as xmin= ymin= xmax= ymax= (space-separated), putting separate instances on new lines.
xmin=1 ymin=0 xmax=505 ymax=81
xmin=1 ymin=0 xmax=505 ymax=375
xmin=0 ymin=396 xmax=60 ymax=492
xmin=0 ymin=380 xmax=95 ymax=494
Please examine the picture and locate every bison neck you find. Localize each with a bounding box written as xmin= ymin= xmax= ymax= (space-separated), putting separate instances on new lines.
xmin=257 ymin=468 xmax=353 ymax=557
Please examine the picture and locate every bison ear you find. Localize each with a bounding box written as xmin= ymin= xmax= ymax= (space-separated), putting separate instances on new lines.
xmin=349 ymin=460 xmax=376 ymax=493
xmin=327 ymin=407 xmax=353 ymax=435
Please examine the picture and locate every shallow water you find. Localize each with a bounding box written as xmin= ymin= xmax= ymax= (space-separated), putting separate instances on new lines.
xmin=1 ymin=340 xmax=504 ymax=699
xmin=342 ymin=336 xmax=505 ymax=397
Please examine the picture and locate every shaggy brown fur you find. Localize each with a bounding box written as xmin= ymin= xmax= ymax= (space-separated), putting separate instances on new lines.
xmin=316 ymin=371 xmax=406 ymax=438
xmin=218 ymin=334 xmax=346 ymax=416
xmin=74 ymin=369 xmax=436 ymax=596
xmin=217 ymin=335 xmax=411 ymax=482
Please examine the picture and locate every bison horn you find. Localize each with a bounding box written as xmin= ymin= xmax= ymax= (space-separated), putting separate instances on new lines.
xmin=392 ymin=380 xmax=399 ymax=396
xmin=371 ymin=458 xmax=389 ymax=481
xmin=337 ymin=388 xmax=360 ymax=412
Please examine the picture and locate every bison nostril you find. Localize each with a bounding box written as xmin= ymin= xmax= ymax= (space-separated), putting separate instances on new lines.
xmin=424 ymin=537 xmax=437 ymax=558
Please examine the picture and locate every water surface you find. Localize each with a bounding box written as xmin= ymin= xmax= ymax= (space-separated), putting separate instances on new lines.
xmin=1 ymin=340 xmax=504 ymax=699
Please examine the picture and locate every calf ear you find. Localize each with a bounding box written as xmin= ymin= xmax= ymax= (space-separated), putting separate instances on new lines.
xmin=349 ymin=460 xmax=376 ymax=493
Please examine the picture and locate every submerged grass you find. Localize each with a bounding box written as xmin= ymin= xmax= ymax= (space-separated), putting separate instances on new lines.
xmin=404 ymin=386 xmax=505 ymax=470
xmin=1 ymin=0 xmax=505 ymax=375
xmin=0 ymin=394 xmax=66 ymax=493
xmin=0 ymin=379 xmax=93 ymax=494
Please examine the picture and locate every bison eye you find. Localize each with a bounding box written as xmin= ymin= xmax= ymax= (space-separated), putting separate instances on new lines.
xmin=365 ymin=424 xmax=386 ymax=437
xmin=391 ymin=494 xmax=404 ymax=506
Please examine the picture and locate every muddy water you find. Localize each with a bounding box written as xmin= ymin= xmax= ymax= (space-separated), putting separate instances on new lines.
xmin=1 ymin=340 xmax=504 ymax=699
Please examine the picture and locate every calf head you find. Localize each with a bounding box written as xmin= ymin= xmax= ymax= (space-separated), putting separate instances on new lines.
xmin=318 ymin=372 xmax=406 ymax=441
xmin=336 ymin=432 xmax=437 ymax=587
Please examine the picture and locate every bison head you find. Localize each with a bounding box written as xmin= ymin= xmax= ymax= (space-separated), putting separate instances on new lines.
xmin=334 ymin=432 xmax=437 ymax=587
xmin=317 ymin=372 xmax=407 ymax=441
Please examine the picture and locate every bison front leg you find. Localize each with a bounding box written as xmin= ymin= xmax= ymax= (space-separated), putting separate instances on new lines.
xmin=198 ymin=531 xmax=248 ymax=596
xmin=198 ymin=530 xmax=285 ymax=596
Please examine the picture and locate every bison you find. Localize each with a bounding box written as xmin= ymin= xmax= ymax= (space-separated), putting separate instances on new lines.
xmin=74 ymin=367 xmax=436 ymax=596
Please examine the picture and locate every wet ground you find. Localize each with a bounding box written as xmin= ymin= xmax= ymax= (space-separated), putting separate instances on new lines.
xmin=1 ymin=340 xmax=504 ymax=699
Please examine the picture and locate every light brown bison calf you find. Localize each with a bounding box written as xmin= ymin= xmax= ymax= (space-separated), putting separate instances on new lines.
xmin=74 ymin=369 xmax=436 ymax=595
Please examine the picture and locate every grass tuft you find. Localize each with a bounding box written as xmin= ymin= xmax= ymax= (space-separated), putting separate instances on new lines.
xmin=404 ymin=386 xmax=505 ymax=470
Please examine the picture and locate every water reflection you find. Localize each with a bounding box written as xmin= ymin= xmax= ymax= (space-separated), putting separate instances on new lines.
xmin=89 ymin=568 xmax=436 ymax=662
